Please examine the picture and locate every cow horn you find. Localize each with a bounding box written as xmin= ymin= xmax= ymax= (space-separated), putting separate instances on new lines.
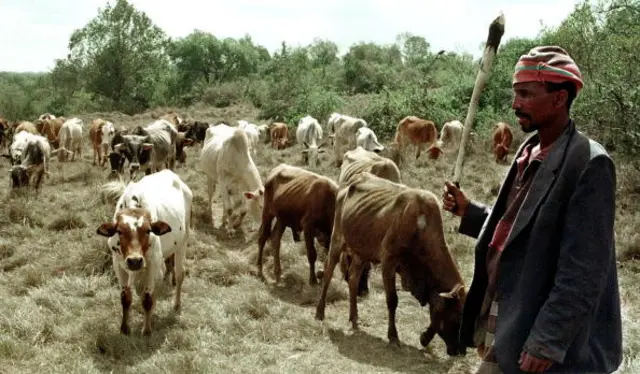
xmin=439 ymin=283 xmax=464 ymax=299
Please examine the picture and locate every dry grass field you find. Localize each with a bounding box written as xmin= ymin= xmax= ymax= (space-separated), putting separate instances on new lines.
xmin=0 ymin=104 xmax=638 ymax=374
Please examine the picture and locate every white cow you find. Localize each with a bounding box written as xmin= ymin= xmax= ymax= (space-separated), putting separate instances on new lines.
xmin=237 ymin=120 xmax=260 ymax=158
xmin=199 ymin=124 xmax=264 ymax=235
xmin=5 ymin=131 xmax=52 ymax=194
xmin=328 ymin=113 xmax=368 ymax=167
xmin=438 ymin=120 xmax=463 ymax=149
xmin=296 ymin=115 xmax=326 ymax=168
xmin=97 ymin=169 xmax=192 ymax=336
xmin=101 ymin=120 xmax=116 ymax=157
xmin=53 ymin=117 xmax=83 ymax=162
xmin=355 ymin=127 xmax=384 ymax=153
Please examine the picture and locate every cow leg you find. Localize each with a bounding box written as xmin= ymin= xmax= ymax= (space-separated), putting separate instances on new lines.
xmin=257 ymin=215 xmax=274 ymax=281
xmin=113 ymin=258 xmax=132 ymax=335
xmin=381 ymin=257 xmax=400 ymax=346
xmin=358 ymin=262 xmax=371 ymax=297
xmin=415 ymin=144 xmax=422 ymax=159
xmin=271 ymin=219 xmax=286 ymax=283
xmin=164 ymin=254 xmax=175 ymax=285
xmin=315 ymin=231 xmax=345 ymax=321
xmin=347 ymin=255 xmax=366 ymax=329
xmin=419 ymin=323 xmax=437 ymax=347
xmin=141 ymin=267 xmax=157 ymax=336
xmin=206 ymin=176 xmax=216 ymax=226
xmin=303 ymin=226 xmax=319 ymax=285
xmin=173 ymin=249 xmax=185 ymax=311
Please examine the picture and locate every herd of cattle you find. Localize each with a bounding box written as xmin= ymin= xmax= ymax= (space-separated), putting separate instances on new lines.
xmin=0 ymin=110 xmax=515 ymax=358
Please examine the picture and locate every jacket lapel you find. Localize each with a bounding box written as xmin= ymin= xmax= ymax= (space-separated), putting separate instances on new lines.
xmin=504 ymin=122 xmax=575 ymax=250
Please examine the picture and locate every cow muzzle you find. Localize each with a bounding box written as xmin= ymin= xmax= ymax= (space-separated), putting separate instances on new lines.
xmin=129 ymin=163 xmax=140 ymax=172
xmin=125 ymin=256 xmax=145 ymax=271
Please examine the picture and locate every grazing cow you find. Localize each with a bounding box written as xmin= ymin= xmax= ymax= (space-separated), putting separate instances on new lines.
xmin=35 ymin=118 xmax=64 ymax=149
xmin=113 ymin=119 xmax=178 ymax=179
xmin=199 ymin=124 xmax=264 ymax=235
xmin=38 ymin=113 xmax=56 ymax=121
xmin=438 ymin=120 xmax=463 ymax=150
xmin=53 ymin=118 xmax=83 ymax=162
xmin=238 ymin=120 xmax=260 ymax=158
xmin=315 ymin=172 xmax=467 ymax=355
xmin=296 ymin=116 xmax=326 ymax=168
xmin=96 ymin=169 xmax=192 ymax=336
xmin=257 ymin=164 xmax=338 ymax=285
xmin=393 ymin=116 xmax=443 ymax=161
xmin=493 ymin=121 xmax=513 ymax=163
xmin=335 ymin=146 xmax=401 ymax=296
xmin=5 ymin=132 xmax=51 ymax=195
xmin=355 ymin=127 xmax=384 ymax=153
xmin=184 ymin=120 xmax=210 ymax=144
xmin=328 ymin=113 xmax=367 ymax=167
xmin=270 ymin=122 xmax=290 ymax=150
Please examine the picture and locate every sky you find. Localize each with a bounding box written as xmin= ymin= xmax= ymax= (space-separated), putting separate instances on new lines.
xmin=0 ymin=0 xmax=583 ymax=73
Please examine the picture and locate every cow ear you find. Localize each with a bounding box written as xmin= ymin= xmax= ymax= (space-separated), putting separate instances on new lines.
xmin=150 ymin=221 xmax=171 ymax=236
xmin=142 ymin=143 xmax=154 ymax=151
xmin=97 ymin=223 xmax=117 ymax=237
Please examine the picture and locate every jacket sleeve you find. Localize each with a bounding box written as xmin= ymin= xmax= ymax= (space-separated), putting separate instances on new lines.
xmin=522 ymin=155 xmax=617 ymax=364
xmin=458 ymin=200 xmax=492 ymax=239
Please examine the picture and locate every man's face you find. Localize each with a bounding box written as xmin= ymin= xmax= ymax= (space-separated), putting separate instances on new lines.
xmin=511 ymin=81 xmax=564 ymax=133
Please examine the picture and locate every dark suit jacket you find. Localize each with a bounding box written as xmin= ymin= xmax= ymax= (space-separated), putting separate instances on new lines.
xmin=458 ymin=121 xmax=622 ymax=373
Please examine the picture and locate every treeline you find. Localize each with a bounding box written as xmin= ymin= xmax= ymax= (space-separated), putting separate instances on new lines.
xmin=0 ymin=0 xmax=638 ymax=153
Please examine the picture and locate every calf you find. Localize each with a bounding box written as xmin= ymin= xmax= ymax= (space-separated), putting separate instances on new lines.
xmin=97 ymin=169 xmax=192 ymax=336
xmin=270 ymin=122 xmax=290 ymax=150
xmin=113 ymin=119 xmax=178 ymax=179
xmin=493 ymin=121 xmax=513 ymax=163
xmin=296 ymin=116 xmax=326 ymax=168
xmin=257 ymin=163 xmax=338 ymax=285
xmin=53 ymin=117 xmax=83 ymax=162
xmin=438 ymin=120 xmax=463 ymax=150
xmin=315 ymin=172 xmax=466 ymax=356
xmin=393 ymin=116 xmax=443 ymax=161
xmin=6 ymin=132 xmax=51 ymax=195
xmin=199 ymin=124 xmax=264 ymax=235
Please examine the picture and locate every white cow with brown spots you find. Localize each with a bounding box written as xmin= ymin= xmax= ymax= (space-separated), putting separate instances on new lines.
xmin=97 ymin=169 xmax=192 ymax=336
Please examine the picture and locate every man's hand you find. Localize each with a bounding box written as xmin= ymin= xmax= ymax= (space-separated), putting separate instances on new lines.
xmin=519 ymin=351 xmax=554 ymax=372
xmin=442 ymin=181 xmax=470 ymax=217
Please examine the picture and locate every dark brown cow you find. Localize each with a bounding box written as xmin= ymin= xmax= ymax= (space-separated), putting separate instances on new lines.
xmin=393 ymin=116 xmax=443 ymax=161
xmin=270 ymin=122 xmax=291 ymax=150
xmin=315 ymin=172 xmax=466 ymax=356
xmin=175 ymin=132 xmax=195 ymax=165
xmin=493 ymin=121 xmax=513 ymax=163
xmin=257 ymin=163 xmax=339 ymax=285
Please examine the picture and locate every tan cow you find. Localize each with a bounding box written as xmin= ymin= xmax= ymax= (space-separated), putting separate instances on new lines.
xmin=315 ymin=172 xmax=467 ymax=355
xmin=160 ymin=111 xmax=186 ymax=131
xmin=328 ymin=113 xmax=367 ymax=167
xmin=493 ymin=122 xmax=513 ymax=163
xmin=438 ymin=120 xmax=463 ymax=150
xmin=270 ymin=122 xmax=290 ymax=150
xmin=393 ymin=116 xmax=443 ymax=162
xmin=257 ymin=163 xmax=339 ymax=285
xmin=15 ymin=121 xmax=39 ymax=135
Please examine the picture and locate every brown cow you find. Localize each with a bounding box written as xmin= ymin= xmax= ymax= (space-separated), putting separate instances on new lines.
xmin=270 ymin=122 xmax=291 ymax=150
xmin=493 ymin=121 xmax=513 ymax=163
xmin=315 ymin=172 xmax=467 ymax=356
xmin=35 ymin=118 xmax=64 ymax=149
xmin=393 ymin=116 xmax=444 ymax=161
xmin=257 ymin=163 xmax=338 ymax=285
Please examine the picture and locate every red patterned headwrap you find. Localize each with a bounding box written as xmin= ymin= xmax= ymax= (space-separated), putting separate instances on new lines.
xmin=513 ymin=46 xmax=584 ymax=93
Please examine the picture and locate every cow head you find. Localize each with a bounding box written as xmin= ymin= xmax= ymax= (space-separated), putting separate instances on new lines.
xmin=420 ymin=284 xmax=467 ymax=356
xmin=396 ymin=252 xmax=466 ymax=356
xmin=302 ymin=141 xmax=327 ymax=168
xmin=243 ymin=187 xmax=264 ymax=226
xmin=184 ymin=121 xmax=209 ymax=143
xmin=97 ymin=208 xmax=171 ymax=271
xmin=175 ymin=132 xmax=195 ymax=165
xmin=101 ymin=122 xmax=116 ymax=154
xmin=114 ymin=135 xmax=153 ymax=177
xmin=108 ymin=151 xmax=126 ymax=178
xmin=9 ymin=165 xmax=30 ymax=189
xmin=427 ymin=144 xmax=444 ymax=160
